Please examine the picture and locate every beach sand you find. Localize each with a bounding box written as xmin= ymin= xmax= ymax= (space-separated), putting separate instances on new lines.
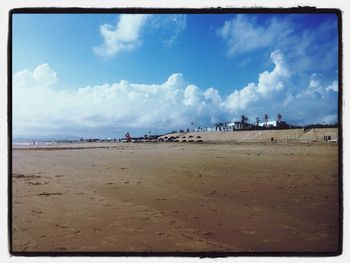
xmin=12 ymin=142 xmax=339 ymax=253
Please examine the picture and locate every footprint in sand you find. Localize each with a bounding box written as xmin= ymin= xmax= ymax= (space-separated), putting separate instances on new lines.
xmin=182 ymin=234 xmax=194 ymax=240
xmin=55 ymin=224 xmax=69 ymax=229
xmin=92 ymin=227 xmax=103 ymax=232
xmin=156 ymin=232 xmax=168 ymax=236
xmin=31 ymin=209 xmax=43 ymax=214
xmin=38 ymin=192 xmax=63 ymax=196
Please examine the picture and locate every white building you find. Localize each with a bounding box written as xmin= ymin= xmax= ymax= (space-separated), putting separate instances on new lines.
xmin=258 ymin=120 xmax=278 ymax=127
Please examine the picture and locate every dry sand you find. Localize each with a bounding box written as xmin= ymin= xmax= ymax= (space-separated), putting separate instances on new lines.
xmin=12 ymin=141 xmax=339 ymax=253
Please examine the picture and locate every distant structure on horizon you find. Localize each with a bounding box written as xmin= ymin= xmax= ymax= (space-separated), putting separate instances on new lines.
xmin=125 ymin=132 xmax=132 ymax=142
xmin=201 ymin=113 xmax=289 ymax=132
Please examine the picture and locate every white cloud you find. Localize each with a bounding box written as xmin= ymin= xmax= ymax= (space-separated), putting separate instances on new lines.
xmin=94 ymin=14 xmax=187 ymax=57
xmin=93 ymin=14 xmax=150 ymax=57
xmin=13 ymin=50 xmax=338 ymax=137
xmin=183 ymin=84 xmax=200 ymax=106
xmin=257 ymin=50 xmax=289 ymax=95
xmin=284 ymin=73 xmax=338 ymax=125
xmin=216 ymin=14 xmax=338 ymax=78
xmin=225 ymin=83 xmax=257 ymax=111
xmin=33 ymin=63 xmax=58 ymax=86
xmin=224 ymin=50 xmax=290 ymax=116
xmin=326 ymin=81 xmax=338 ymax=92
xmin=159 ymin=14 xmax=187 ymax=46
xmin=217 ymin=15 xmax=294 ymax=56
xmin=296 ymin=73 xmax=338 ymax=99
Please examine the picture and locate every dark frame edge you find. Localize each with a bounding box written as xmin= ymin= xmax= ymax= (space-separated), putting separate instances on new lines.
xmin=336 ymin=8 xmax=344 ymax=257
xmin=7 ymin=6 xmax=344 ymax=257
xmin=8 ymin=251 xmax=343 ymax=257
xmin=8 ymin=9 xmax=13 ymax=256
xmin=9 ymin=6 xmax=342 ymax=15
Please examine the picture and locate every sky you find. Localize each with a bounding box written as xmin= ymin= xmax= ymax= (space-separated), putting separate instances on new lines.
xmin=12 ymin=12 xmax=339 ymax=138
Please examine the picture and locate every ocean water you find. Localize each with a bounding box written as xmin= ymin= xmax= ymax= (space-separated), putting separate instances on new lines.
xmin=12 ymin=141 xmax=59 ymax=146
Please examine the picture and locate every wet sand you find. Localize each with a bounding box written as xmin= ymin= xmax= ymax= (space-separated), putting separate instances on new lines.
xmin=12 ymin=142 xmax=339 ymax=253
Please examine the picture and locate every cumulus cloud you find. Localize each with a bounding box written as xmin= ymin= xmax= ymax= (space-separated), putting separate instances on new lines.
xmin=224 ymin=50 xmax=290 ymax=114
xmin=93 ymin=14 xmax=150 ymax=57
xmin=94 ymin=14 xmax=187 ymax=57
xmin=13 ymin=50 xmax=338 ymax=137
xmin=33 ymin=63 xmax=58 ymax=86
xmin=13 ymin=66 xmax=221 ymax=136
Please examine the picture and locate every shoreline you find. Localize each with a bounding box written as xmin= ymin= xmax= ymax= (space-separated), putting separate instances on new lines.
xmin=11 ymin=140 xmax=338 ymax=151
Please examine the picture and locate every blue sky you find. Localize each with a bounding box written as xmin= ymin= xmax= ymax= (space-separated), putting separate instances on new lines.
xmin=12 ymin=13 xmax=339 ymax=138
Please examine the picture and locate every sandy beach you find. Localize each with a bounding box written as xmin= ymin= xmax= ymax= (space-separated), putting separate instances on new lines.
xmin=12 ymin=141 xmax=339 ymax=253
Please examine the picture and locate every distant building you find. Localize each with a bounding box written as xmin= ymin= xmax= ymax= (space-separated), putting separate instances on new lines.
xmin=211 ymin=121 xmax=255 ymax=131
xmin=259 ymin=120 xmax=278 ymax=127
xmin=258 ymin=120 xmax=289 ymax=128
xmin=233 ymin=121 xmax=254 ymax=130
xmin=324 ymin=133 xmax=338 ymax=143
xmin=201 ymin=114 xmax=289 ymax=132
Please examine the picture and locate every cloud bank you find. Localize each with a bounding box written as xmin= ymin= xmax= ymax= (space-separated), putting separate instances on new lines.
xmin=13 ymin=51 xmax=338 ymax=137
